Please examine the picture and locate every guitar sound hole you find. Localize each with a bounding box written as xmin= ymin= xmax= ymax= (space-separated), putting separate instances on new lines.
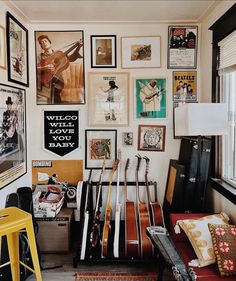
xmin=54 ymin=58 xmax=60 ymax=66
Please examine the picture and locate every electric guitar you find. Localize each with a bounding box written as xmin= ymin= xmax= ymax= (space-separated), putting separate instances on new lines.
xmin=125 ymin=158 xmax=139 ymax=259
xmin=143 ymin=156 xmax=164 ymax=227
xmin=80 ymin=170 xmax=93 ymax=260
xmin=114 ymin=150 xmax=121 ymax=258
xmin=135 ymin=154 xmax=153 ymax=258
xmin=101 ymin=159 xmax=119 ymax=258
xmin=89 ymin=160 xmax=105 ymax=257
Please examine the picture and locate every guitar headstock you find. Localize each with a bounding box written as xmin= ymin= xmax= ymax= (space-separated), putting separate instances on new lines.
xmin=125 ymin=158 xmax=130 ymax=171
xmin=143 ymin=156 xmax=150 ymax=174
xmin=135 ymin=154 xmax=142 ymax=171
xmin=117 ymin=149 xmax=121 ymax=161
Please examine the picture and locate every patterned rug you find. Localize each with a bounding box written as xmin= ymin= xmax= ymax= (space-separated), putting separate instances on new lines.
xmin=75 ymin=272 xmax=157 ymax=281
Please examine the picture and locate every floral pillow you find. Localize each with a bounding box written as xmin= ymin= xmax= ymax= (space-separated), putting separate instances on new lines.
xmin=208 ymin=223 xmax=236 ymax=277
xmin=176 ymin=213 xmax=229 ymax=267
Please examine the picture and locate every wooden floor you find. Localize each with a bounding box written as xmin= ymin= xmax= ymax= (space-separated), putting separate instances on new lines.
xmin=26 ymin=252 xmax=174 ymax=281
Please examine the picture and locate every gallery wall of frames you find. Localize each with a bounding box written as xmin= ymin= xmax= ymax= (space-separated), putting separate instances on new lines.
xmin=0 ymin=1 xmax=199 ymax=211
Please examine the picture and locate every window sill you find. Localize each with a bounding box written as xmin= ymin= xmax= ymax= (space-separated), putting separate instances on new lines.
xmin=209 ymin=178 xmax=236 ymax=205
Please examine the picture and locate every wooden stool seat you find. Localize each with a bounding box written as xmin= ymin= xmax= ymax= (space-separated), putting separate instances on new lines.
xmin=0 ymin=207 xmax=42 ymax=281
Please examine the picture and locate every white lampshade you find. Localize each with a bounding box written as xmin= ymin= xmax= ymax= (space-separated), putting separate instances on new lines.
xmin=175 ymin=103 xmax=228 ymax=136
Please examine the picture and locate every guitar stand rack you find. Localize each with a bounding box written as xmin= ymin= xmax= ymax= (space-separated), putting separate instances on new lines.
xmin=73 ymin=181 xmax=160 ymax=267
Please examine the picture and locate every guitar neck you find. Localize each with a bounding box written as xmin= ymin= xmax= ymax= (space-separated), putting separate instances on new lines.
xmin=64 ymin=41 xmax=79 ymax=56
xmin=135 ymin=155 xmax=142 ymax=203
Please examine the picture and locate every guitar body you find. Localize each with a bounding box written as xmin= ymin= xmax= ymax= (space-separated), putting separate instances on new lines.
xmin=138 ymin=202 xmax=153 ymax=258
xmin=101 ymin=206 xmax=112 ymax=257
xmin=38 ymin=50 xmax=69 ymax=83
xmin=125 ymin=201 xmax=139 ymax=258
xmin=150 ymin=202 xmax=164 ymax=227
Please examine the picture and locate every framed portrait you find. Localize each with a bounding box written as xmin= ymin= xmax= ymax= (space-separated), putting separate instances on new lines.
xmin=134 ymin=77 xmax=166 ymax=119
xmin=6 ymin=12 xmax=29 ymax=86
xmin=88 ymin=72 xmax=129 ymax=126
xmin=0 ymin=25 xmax=6 ymax=69
xmin=167 ymin=26 xmax=198 ymax=69
xmin=85 ymin=129 xmax=117 ymax=169
xmin=138 ymin=124 xmax=166 ymax=152
xmin=35 ymin=30 xmax=85 ymax=105
xmin=0 ymin=83 xmax=26 ymax=189
xmin=173 ymin=71 xmax=197 ymax=101
xmin=121 ymin=36 xmax=161 ymax=68
xmin=122 ymin=132 xmax=133 ymax=146
xmin=91 ymin=35 xmax=116 ymax=68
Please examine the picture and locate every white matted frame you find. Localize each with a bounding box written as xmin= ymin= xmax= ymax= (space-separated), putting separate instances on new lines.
xmin=121 ymin=36 xmax=161 ymax=68
xmin=88 ymin=72 xmax=129 ymax=126
xmin=0 ymin=25 xmax=6 ymax=69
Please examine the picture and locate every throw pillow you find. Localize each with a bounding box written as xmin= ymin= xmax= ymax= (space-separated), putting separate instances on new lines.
xmin=176 ymin=213 xmax=229 ymax=267
xmin=208 ymin=223 xmax=236 ymax=277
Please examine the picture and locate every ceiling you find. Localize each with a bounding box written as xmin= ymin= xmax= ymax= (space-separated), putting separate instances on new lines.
xmin=8 ymin=0 xmax=218 ymax=23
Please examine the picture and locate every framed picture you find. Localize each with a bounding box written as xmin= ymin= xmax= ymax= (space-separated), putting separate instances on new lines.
xmin=85 ymin=129 xmax=117 ymax=169
xmin=0 ymin=83 xmax=26 ymax=189
xmin=6 ymin=12 xmax=29 ymax=86
xmin=138 ymin=124 xmax=166 ymax=152
xmin=167 ymin=26 xmax=198 ymax=69
xmin=0 ymin=25 xmax=6 ymax=69
xmin=121 ymin=36 xmax=161 ymax=68
xmin=134 ymin=77 xmax=167 ymax=119
xmin=91 ymin=35 xmax=116 ymax=68
xmin=173 ymin=71 xmax=197 ymax=101
xmin=35 ymin=30 xmax=85 ymax=105
xmin=88 ymin=72 xmax=129 ymax=126
xmin=122 ymin=132 xmax=133 ymax=146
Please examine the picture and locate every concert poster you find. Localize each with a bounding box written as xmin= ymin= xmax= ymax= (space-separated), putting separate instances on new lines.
xmin=35 ymin=30 xmax=85 ymax=105
xmin=168 ymin=26 xmax=198 ymax=69
xmin=173 ymin=71 xmax=197 ymax=101
xmin=0 ymin=84 xmax=26 ymax=189
xmin=135 ymin=77 xmax=166 ymax=119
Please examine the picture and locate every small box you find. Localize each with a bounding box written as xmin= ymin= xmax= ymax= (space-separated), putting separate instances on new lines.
xmin=36 ymin=208 xmax=73 ymax=253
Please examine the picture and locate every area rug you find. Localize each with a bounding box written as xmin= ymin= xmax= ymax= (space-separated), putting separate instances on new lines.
xmin=75 ymin=272 xmax=157 ymax=281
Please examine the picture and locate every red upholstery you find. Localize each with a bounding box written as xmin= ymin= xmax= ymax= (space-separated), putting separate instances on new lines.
xmin=169 ymin=213 xmax=236 ymax=281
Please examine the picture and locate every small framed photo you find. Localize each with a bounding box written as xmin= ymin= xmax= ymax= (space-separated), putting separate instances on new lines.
xmin=173 ymin=71 xmax=197 ymax=101
xmin=91 ymin=35 xmax=116 ymax=68
xmin=0 ymin=25 xmax=6 ymax=69
xmin=122 ymin=132 xmax=133 ymax=146
xmin=167 ymin=26 xmax=198 ymax=69
xmin=138 ymin=124 xmax=166 ymax=152
xmin=88 ymin=72 xmax=129 ymax=126
xmin=134 ymin=77 xmax=166 ymax=119
xmin=6 ymin=12 xmax=29 ymax=87
xmin=85 ymin=129 xmax=117 ymax=169
xmin=121 ymin=36 xmax=161 ymax=68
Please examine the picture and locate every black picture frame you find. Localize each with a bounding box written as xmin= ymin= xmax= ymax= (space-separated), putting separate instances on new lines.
xmin=91 ymin=35 xmax=117 ymax=68
xmin=6 ymin=12 xmax=29 ymax=87
xmin=0 ymin=83 xmax=27 ymax=189
xmin=85 ymin=129 xmax=117 ymax=169
xmin=167 ymin=25 xmax=198 ymax=69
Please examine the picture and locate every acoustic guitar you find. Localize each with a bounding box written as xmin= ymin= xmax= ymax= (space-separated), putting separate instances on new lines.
xmin=143 ymin=156 xmax=164 ymax=227
xmin=135 ymin=154 xmax=153 ymax=258
xmin=37 ymin=40 xmax=83 ymax=84
xmin=101 ymin=159 xmax=119 ymax=258
xmin=124 ymin=158 xmax=139 ymax=259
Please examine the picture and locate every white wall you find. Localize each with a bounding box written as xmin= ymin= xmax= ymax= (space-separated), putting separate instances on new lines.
xmin=200 ymin=0 xmax=236 ymax=223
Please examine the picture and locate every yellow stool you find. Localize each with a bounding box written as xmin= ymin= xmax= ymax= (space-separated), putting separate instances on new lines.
xmin=0 ymin=207 xmax=42 ymax=281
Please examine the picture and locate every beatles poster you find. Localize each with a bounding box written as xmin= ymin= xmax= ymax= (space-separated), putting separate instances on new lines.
xmin=0 ymin=84 xmax=26 ymax=189
xmin=135 ymin=78 xmax=166 ymax=118
xmin=44 ymin=110 xmax=79 ymax=157
xmin=168 ymin=26 xmax=198 ymax=69
xmin=173 ymin=71 xmax=197 ymax=101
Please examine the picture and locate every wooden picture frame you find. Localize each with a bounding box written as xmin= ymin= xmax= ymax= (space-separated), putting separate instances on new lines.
xmin=138 ymin=124 xmax=166 ymax=152
xmin=173 ymin=71 xmax=197 ymax=101
xmin=0 ymin=25 xmax=6 ymax=69
xmin=35 ymin=30 xmax=85 ymax=105
xmin=134 ymin=77 xmax=167 ymax=119
xmin=85 ymin=129 xmax=117 ymax=169
xmin=121 ymin=36 xmax=161 ymax=68
xmin=167 ymin=26 xmax=198 ymax=69
xmin=0 ymin=83 xmax=27 ymax=189
xmin=91 ymin=35 xmax=116 ymax=68
xmin=6 ymin=12 xmax=29 ymax=86
xmin=88 ymin=72 xmax=129 ymax=126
